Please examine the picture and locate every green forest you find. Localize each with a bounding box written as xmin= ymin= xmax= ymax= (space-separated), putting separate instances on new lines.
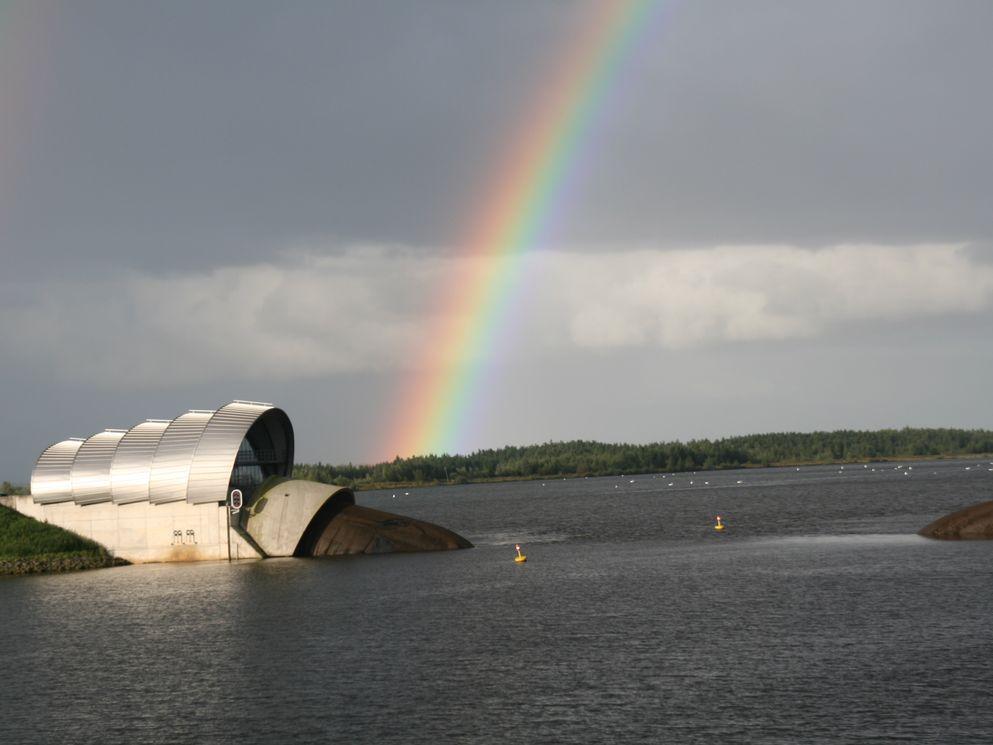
xmin=294 ymin=427 xmax=993 ymax=489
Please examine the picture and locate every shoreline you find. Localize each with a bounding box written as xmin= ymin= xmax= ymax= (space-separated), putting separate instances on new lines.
xmin=0 ymin=503 xmax=130 ymax=576
xmin=0 ymin=551 xmax=128 ymax=576
xmin=341 ymin=452 xmax=993 ymax=492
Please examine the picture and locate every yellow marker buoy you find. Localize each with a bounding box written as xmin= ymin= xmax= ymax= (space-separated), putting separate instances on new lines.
xmin=714 ymin=515 xmax=725 ymax=532
xmin=514 ymin=543 xmax=527 ymax=563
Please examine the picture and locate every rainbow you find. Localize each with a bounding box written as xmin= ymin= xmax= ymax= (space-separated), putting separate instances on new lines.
xmin=385 ymin=0 xmax=661 ymax=459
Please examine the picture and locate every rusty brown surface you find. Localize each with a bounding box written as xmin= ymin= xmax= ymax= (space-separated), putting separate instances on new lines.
xmin=919 ymin=499 xmax=993 ymax=539
xmin=303 ymin=504 xmax=472 ymax=556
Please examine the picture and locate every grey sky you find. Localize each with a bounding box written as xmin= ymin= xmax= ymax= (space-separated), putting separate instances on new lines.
xmin=2 ymin=1 xmax=992 ymax=480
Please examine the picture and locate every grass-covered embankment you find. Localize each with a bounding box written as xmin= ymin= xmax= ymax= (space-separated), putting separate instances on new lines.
xmin=0 ymin=504 xmax=127 ymax=575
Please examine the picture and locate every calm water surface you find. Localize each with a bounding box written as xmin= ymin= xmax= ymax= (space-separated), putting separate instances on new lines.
xmin=3 ymin=460 xmax=993 ymax=743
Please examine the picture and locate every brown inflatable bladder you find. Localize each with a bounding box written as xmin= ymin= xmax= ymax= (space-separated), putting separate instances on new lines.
xmin=295 ymin=504 xmax=473 ymax=556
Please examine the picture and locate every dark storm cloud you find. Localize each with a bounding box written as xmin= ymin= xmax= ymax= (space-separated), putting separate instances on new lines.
xmin=5 ymin=0 xmax=992 ymax=280
xmin=3 ymin=0 xmax=568 ymax=277
xmin=580 ymin=1 xmax=993 ymax=248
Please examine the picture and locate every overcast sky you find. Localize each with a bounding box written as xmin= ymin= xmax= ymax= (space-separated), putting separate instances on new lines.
xmin=2 ymin=0 xmax=992 ymax=481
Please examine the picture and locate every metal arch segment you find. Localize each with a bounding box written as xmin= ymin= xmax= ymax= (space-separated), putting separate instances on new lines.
xmin=71 ymin=430 xmax=129 ymax=505
xmin=186 ymin=401 xmax=286 ymax=505
xmin=26 ymin=402 xmax=292 ymax=507
xmin=148 ymin=410 xmax=215 ymax=504
xmin=110 ymin=420 xmax=171 ymax=504
xmin=30 ymin=439 xmax=86 ymax=504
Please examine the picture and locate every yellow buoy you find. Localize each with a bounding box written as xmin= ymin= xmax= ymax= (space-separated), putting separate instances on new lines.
xmin=714 ymin=515 xmax=725 ymax=532
xmin=514 ymin=543 xmax=527 ymax=563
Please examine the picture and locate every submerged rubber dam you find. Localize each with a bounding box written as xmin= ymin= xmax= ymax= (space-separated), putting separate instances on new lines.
xmin=1 ymin=401 xmax=470 ymax=563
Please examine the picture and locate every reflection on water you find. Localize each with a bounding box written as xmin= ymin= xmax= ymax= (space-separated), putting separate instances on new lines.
xmin=755 ymin=533 xmax=931 ymax=546
xmin=472 ymin=530 xmax=575 ymax=546
xmin=2 ymin=460 xmax=992 ymax=744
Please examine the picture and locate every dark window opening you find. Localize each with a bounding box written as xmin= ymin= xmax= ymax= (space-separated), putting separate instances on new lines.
xmin=227 ymin=411 xmax=294 ymax=503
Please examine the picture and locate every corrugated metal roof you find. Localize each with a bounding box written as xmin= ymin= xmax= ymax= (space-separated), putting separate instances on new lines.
xmin=30 ymin=401 xmax=294 ymax=507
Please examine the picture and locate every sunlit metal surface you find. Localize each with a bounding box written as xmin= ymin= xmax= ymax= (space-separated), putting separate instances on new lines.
xmin=148 ymin=410 xmax=215 ymax=504
xmin=30 ymin=438 xmax=86 ymax=504
xmin=71 ymin=430 xmax=128 ymax=505
xmin=186 ymin=401 xmax=292 ymax=505
xmin=30 ymin=401 xmax=294 ymax=507
xmin=110 ymin=420 xmax=170 ymax=504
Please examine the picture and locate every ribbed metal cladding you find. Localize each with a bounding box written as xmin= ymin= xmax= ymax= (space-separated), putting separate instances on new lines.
xmin=110 ymin=420 xmax=170 ymax=504
xmin=71 ymin=430 xmax=128 ymax=505
xmin=148 ymin=410 xmax=215 ymax=504
xmin=31 ymin=439 xmax=86 ymax=504
xmin=186 ymin=401 xmax=275 ymax=504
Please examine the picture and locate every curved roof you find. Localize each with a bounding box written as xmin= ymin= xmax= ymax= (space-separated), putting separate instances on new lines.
xmin=30 ymin=438 xmax=86 ymax=504
xmin=110 ymin=420 xmax=171 ymax=504
xmin=30 ymin=401 xmax=294 ymax=507
xmin=187 ymin=401 xmax=285 ymax=505
xmin=72 ymin=430 xmax=129 ymax=505
xmin=148 ymin=410 xmax=216 ymax=504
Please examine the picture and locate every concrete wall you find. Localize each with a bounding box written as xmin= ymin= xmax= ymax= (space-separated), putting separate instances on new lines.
xmin=0 ymin=494 xmax=262 ymax=563
xmin=0 ymin=478 xmax=469 ymax=564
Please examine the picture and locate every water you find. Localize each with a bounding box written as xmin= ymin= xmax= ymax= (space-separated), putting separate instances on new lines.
xmin=2 ymin=460 xmax=992 ymax=743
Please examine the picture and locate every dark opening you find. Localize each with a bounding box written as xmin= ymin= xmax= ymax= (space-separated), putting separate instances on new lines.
xmin=227 ymin=409 xmax=294 ymax=503
xmin=293 ymin=489 xmax=356 ymax=556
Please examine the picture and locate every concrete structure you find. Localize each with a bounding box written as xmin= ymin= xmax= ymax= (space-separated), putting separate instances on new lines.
xmin=3 ymin=400 xmax=471 ymax=563
xmin=2 ymin=493 xmax=262 ymax=562
xmin=245 ymin=480 xmax=471 ymax=556
xmin=245 ymin=479 xmax=354 ymax=556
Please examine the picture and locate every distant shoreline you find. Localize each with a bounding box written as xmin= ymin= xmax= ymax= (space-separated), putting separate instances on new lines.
xmin=290 ymin=428 xmax=993 ymax=492
xmin=333 ymin=451 xmax=993 ymax=492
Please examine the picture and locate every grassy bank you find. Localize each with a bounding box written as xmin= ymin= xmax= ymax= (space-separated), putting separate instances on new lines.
xmin=0 ymin=504 xmax=126 ymax=575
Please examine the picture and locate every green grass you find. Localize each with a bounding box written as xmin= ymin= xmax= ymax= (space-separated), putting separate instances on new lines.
xmin=0 ymin=503 xmax=105 ymax=559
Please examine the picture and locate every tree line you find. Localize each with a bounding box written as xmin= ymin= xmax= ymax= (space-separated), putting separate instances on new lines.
xmin=293 ymin=427 xmax=993 ymax=488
